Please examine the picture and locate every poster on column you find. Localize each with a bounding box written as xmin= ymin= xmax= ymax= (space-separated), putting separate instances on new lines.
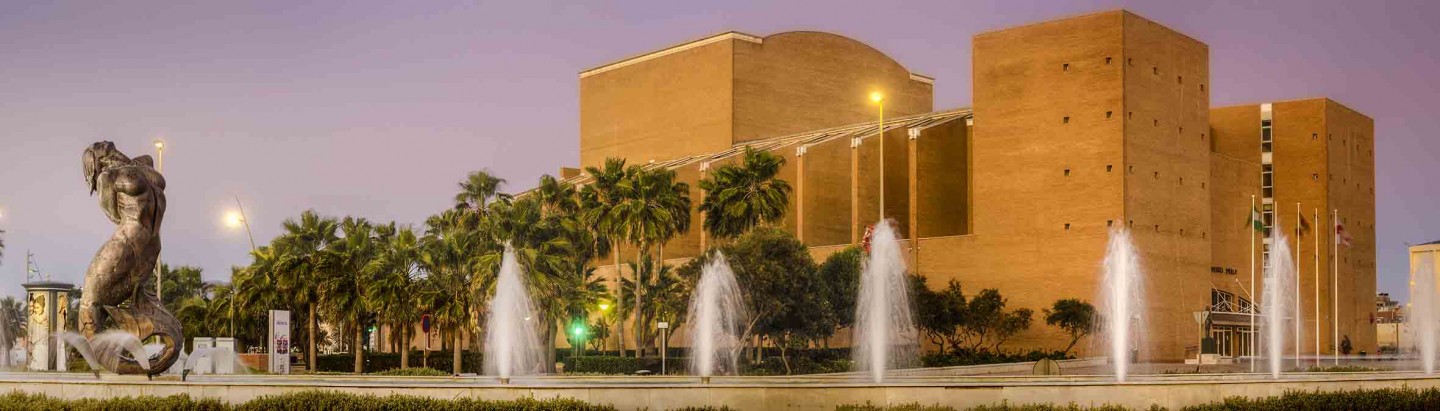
xmin=268 ymin=310 xmax=291 ymax=374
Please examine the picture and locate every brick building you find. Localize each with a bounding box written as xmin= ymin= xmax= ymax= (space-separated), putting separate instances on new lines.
xmin=381 ymin=10 xmax=1378 ymax=362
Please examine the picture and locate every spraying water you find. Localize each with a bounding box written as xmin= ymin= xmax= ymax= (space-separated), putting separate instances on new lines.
xmin=1412 ymin=254 xmax=1437 ymax=374
xmin=59 ymin=330 xmax=150 ymax=374
xmin=852 ymin=220 xmax=918 ymax=383
xmin=1262 ymin=225 xmax=1296 ymax=379
xmin=1099 ymin=228 xmax=1144 ymax=382
xmin=483 ymin=245 xmax=546 ymax=379
xmin=686 ymin=252 xmax=747 ymax=377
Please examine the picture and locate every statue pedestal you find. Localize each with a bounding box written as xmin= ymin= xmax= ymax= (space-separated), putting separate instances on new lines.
xmin=22 ymin=282 xmax=74 ymax=372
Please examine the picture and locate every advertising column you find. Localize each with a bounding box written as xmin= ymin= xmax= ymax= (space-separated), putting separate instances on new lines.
xmin=267 ymin=310 xmax=291 ymax=374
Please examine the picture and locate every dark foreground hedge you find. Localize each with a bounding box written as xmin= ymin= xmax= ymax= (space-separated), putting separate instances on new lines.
xmin=0 ymin=391 xmax=615 ymax=411
xmin=839 ymin=387 xmax=1440 ymax=410
xmin=8 ymin=387 xmax=1440 ymax=410
xmin=315 ymin=351 xmax=483 ymax=374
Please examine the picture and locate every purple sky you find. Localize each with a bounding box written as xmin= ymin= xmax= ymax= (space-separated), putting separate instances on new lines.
xmin=1 ymin=1 xmax=1437 ymax=302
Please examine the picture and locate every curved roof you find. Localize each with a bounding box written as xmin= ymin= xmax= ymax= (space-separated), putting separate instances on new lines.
xmin=579 ymin=30 xmax=931 ymax=82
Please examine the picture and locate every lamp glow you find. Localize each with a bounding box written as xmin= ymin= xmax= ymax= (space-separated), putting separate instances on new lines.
xmin=599 ymin=303 xmax=610 ymax=311
xmin=224 ymin=211 xmax=244 ymax=228
xmin=153 ymin=140 xmax=165 ymax=150
xmin=869 ymin=91 xmax=884 ymax=103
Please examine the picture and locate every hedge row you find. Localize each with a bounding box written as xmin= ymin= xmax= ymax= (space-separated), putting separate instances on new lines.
xmin=565 ymin=356 xmax=688 ymax=375
xmin=314 ymin=351 xmax=482 ymax=374
xmin=919 ymin=350 xmax=1074 ymax=368
xmin=7 ymin=387 xmax=1440 ymax=410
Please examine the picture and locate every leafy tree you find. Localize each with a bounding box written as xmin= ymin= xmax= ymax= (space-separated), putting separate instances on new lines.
xmin=1044 ymin=299 xmax=1099 ymax=355
xmin=816 ymin=247 xmax=863 ymax=340
xmin=967 ymin=289 xmax=1033 ymax=352
xmin=0 ymin=228 xmax=6 ymax=267
xmin=911 ymin=276 xmax=970 ymax=354
xmin=160 ymin=264 xmax=208 ymax=309
xmin=698 ymin=146 xmax=793 ymax=239
xmin=580 ymin=158 xmax=637 ymax=356
xmin=621 ymin=256 xmax=689 ymax=357
xmin=683 ymin=226 xmax=826 ymax=374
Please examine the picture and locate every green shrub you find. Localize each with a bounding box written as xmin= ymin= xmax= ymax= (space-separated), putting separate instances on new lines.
xmin=920 ymin=349 xmax=1073 ymax=368
xmin=565 ymin=356 xmax=686 ymax=375
xmin=1302 ymin=365 xmax=1388 ymax=373
xmin=372 ymin=367 xmax=451 ymax=377
xmin=0 ymin=391 xmax=228 ymax=411
xmin=1182 ymin=387 xmax=1440 ymax=410
xmin=236 ymin=391 xmax=616 ymax=410
xmin=314 ymin=351 xmax=482 ymax=374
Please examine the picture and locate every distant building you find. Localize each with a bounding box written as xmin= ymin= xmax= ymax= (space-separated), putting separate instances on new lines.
xmin=383 ymin=10 xmax=1381 ymax=362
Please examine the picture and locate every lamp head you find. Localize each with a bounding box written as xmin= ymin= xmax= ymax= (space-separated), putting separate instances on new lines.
xmin=869 ymin=91 xmax=884 ymax=103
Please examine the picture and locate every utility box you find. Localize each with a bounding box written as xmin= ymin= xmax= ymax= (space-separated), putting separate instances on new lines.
xmin=214 ymin=337 xmax=236 ymax=374
xmin=192 ymin=337 xmax=215 ymax=375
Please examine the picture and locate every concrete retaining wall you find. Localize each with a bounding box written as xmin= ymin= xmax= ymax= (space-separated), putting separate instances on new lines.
xmin=2 ymin=373 xmax=1438 ymax=410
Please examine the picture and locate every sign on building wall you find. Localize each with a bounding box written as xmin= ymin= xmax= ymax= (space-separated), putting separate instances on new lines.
xmin=267 ymin=310 xmax=290 ymax=374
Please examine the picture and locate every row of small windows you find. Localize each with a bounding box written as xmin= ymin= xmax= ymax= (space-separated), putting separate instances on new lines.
xmin=1060 ymin=57 xmax=1206 ymax=91
xmin=1060 ymin=220 xmax=1207 ymax=238
xmin=1058 ymin=113 xmax=1206 ymax=140
xmin=1058 ymin=166 xmax=1205 ymax=188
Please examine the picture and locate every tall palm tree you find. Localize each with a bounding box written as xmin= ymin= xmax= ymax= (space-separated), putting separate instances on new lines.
xmin=367 ymin=223 xmax=421 ymax=369
xmin=419 ymin=208 xmax=484 ymax=374
xmin=273 ymin=210 xmax=339 ymax=372
xmin=455 ymin=170 xmax=509 ymax=210
xmin=621 ymin=256 xmax=689 ymax=358
xmin=1 ymin=296 xmax=24 ymax=368
xmin=580 ymin=158 xmax=635 ymax=356
xmin=235 ymin=247 xmax=284 ymax=349
xmin=614 ymin=167 xmax=691 ymax=355
xmin=320 ymin=216 xmax=377 ymax=374
xmin=698 ymin=146 xmax=793 ymax=239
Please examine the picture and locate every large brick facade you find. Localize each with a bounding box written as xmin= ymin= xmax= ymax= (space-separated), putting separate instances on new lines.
xmin=388 ymin=10 xmax=1378 ymax=362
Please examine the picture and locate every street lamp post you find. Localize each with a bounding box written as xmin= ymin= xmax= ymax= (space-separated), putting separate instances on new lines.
xmin=870 ymin=91 xmax=885 ymax=220
xmin=225 ymin=196 xmax=258 ymax=339
xmin=153 ymin=139 xmax=165 ymax=304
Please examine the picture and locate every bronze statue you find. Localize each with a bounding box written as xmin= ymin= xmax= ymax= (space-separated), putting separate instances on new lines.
xmin=79 ymin=141 xmax=181 ymax=375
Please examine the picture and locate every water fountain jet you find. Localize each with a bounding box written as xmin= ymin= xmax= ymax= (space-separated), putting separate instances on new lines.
xmin=483 ymin=245 xmax=546 ymax=379
xmin=686 ymin=251 xmax=747 ymax=378
xmin=852 ymin=221 xmax=918 ymax=383
xmin=1262 ymin=225 xmax=1297 ymax=379
xmin=1099 ymin=228 xmax=1144 ymax=382
xmin=1412 ymin=254 xmax=1437 ymax=374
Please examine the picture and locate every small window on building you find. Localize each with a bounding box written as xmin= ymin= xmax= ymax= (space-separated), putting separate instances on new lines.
xmin=1179 ymin=126 xmax=1184 ymax=134
xmin=1107 ymin=220 xmax=1114 ymax=227
xmin=1128 ymin=112 xmax=1134 ymax=119
xmin=1201 ymin=133 xmax=1206 ymax=140
xmin=1178 ymin=76 xmax=1183 ymax=84
xmin=1312 ymin=133 xmax=1318 ymax=140
xmin=1106 ymin=57 xmax=1113 ymax=64
xmin=1064 ymin=168 xmax=1071 ymax=176
xmin=1128 ymin=58 xmax=1134 ymax=66
xmin=1179 ymin=177 xmax=1184 ymax=185
xmin=1063 ymin=116 xmax=1070 ymax=124
xmin=1064 ymin=223 xmax=1071 ymax=230
xmin=1154 ymin=224 xmax=1159 ymax=232
xmin=1153 ymin=171 xmax=1159 ymax=179
xmin=1063 ymin=63 xmax=1070 ymax=71
xmin=1128 ymin=165 xmax=1134 ymax=173
xmin=1106 ymin=165 xmax=1113 ymax=172
xmin=1201 ymin=182 xmax=1206 ymax=189
xmin=1200 ymin=84 xmax=1206 ymax=92
xmin=1128 ymin=220 xmax=1134 ymax=227
xmin=1312 ymin=173 xmax=1319 ymax=181
xmin=1153 ymin=66 xmax=1159 ymax=75
xmin=1180 ymin=228 xmax=1185 ymax=235
xmin=1153 ymin=119 xmax=1159 ymax=127
xmin=1202 ymin=232 xmax=1207 ymax=239
xmin=1106 ymin=111 xmax=1113 ymax=119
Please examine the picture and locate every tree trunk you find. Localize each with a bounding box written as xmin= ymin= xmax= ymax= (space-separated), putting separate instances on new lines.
xmin=400 ymin=326 xmax=410 ymax=369
xmin=635 ymin=248 xmax=644 ymax=357
xmin=353 ymin=318 xmax=364 ymax=374
xmin=308 ymin=304 xmax=317 ymax=373
xmin=613 ymin=247 xmax=625 ymax=358
xmin=452 ymin=330 xmax=462 ymax=375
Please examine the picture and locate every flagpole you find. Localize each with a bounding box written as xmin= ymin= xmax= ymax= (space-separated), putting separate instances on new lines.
xmin=1333 ymin=209 xmax=1340 ymax=365
xmin=1295 ymin=202 xmax=1302 ymax=369
xmin=1250 ymin=195 xmax=1257 ymax=373
xmin=1314 ymin=207 xmax=1321 ymax=367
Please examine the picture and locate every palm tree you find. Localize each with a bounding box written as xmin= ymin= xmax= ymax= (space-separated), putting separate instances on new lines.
xmin=0 ymin=228 xmax=6 ymax=267
xmin=1 ymin=296 xmax=25 ymax=368
xmin=273 ymin=210 xmax=339 ymax=372
xmin=698 ymin=146 xmax=793 ymax=239
xmin=614 ymin=167 xmax=691 ymax=355
xmin=419 ymin=208 xmax=485 ymax=374
xmin=235 ymin=247 xmax=283 ymax=350
xmin=319 ymin=216 xmax=377 ymax=374
xmin=367 ymin=223 xmax=421 ymax=369
xmin=580 ymin=158 xmax=635 ymax=356
xmin=621 ymin=256 xmax=689 ymax=358
xmin=455 ymin=170 xmax=509 ymax=210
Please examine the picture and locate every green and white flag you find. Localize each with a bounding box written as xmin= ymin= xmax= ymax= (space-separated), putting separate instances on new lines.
xmin=1246 ymin=207 xmax=1264 ymax=232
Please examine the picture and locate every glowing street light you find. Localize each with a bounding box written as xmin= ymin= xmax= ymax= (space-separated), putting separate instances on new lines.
xmin=869 ymin=90 xmax=886 ymax=220
xmin=224 ymin=211 xmax=244 ymax=228
xmin=598 ymin=303 xmax=610 ymax=311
